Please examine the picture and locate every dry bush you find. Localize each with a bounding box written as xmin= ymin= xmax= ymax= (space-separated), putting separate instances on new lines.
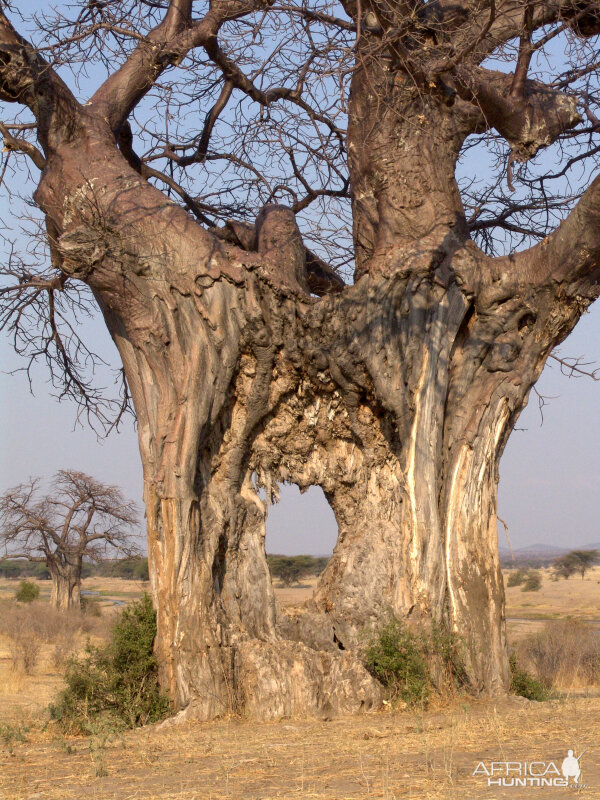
xmin=0 ymin=600 xmax=110 ymax=675
xmin=52 ymin=627 xmax=78 ymax=669
xmin=1 ymin=605 xmax=42 ymax=674
xmin=514 ymin=619 xmax=600 ymax=689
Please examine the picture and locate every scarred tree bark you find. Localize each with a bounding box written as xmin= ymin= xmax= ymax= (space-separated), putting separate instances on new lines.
xmin=2 ymin=1 xmax=600 ymax=717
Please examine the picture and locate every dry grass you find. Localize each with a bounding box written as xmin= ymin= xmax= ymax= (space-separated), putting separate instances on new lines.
xmin=0 ymin=575 xmax=599 ymax=798
xmin=1 ymin=696 xmax=599 ymax=798
xmin=0 ymin=598 xmax=113 ymax=722
xmin=504 ymin=564 xmax=600 ymax=622
xmin=272 ymin=574 xmax=319 ymax=607
xmin=514 ymin=618 xmax=600 ymax=690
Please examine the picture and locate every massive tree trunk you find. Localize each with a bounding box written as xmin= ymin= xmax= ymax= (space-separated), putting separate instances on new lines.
xmin=28 ymin=64 xmax=600 ymax=718
xmin=49 ymin=557 xmax=82 ymax=611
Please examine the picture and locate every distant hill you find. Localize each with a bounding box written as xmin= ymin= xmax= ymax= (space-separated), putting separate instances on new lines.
xmin=499 ymin=541 xmax=600 ymax=566
xmin=499 ymin=542 xmax=567 ymax=556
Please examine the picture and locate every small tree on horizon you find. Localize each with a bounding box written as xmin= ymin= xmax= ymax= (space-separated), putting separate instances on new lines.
xmin=0 ymin=471 xmax=140 ymax=610
xmin=552 ymin=556 xmax=576 ymax=580
xmin=570 ymin=549 xmax=598 ymax=580
xmin=268 ymin=555 xmax=309 ymax=587
xmin=553 ymin=549 xmax=600 ymax=581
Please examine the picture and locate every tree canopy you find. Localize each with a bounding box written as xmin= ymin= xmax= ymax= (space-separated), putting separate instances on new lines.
xmin=553 ymin=548 xmax=600 ymax=579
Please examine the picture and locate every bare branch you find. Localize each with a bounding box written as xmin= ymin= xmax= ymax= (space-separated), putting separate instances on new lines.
xmin=0 ymin=121 xmax=45 ymax=169
xmin=89 ymin=0 xmax=267 ymax=132
xmin=549 ymin=352 xmax=600 ymax=380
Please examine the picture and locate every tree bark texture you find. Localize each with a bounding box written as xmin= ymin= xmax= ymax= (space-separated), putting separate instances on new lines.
xmin=49 ymin=558 xmax=82 ymax=611
xmin=25 ymin=62 xmax=600 ymax=718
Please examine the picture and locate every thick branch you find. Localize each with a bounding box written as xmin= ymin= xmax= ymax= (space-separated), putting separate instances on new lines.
xmin=2 ymin=552 xmax=47 ymax=562
xmin=452 ymin=66 xmax=581 ymax=161
xmin=162 ymin=0 xmax=194 ymax=38
xmin=0 ymin=12 xmax=80 ymax=154
xmin=421 ymin=2 xmax=600 ymax=73
xmin=0 ymin=121 xmax=46 ymax=169
xmin=501 ymin=171 xmax=600 ymax=287
xmin=90 ymin=0 xmax=265 ymax=132
xmin=509 ymin=1 xmax=534 ymax=99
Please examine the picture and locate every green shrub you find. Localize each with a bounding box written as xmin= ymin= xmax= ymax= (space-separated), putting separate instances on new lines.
xmin=50 ymin=593 xmax=170 ymax=732
xmin=15 ymin=580 xmax=40 ymax=603
xmin=521 ymin=571 xmax=542 ymax=592
xmin=362 ymin=618 xmax=431 ymax=704
xmin=362 ymin=617 xmax=468 ymax=706
xmin=507 ymin=569 xmax=525 ymax=587
xmin=509 ymin=653 xmax=551 ymax=701
xmin=0 ymin=721 xmax=29 ymax=754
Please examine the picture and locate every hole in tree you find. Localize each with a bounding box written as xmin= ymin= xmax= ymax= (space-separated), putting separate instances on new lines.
xmin=263 ymin=483 xmax=338 ymax=606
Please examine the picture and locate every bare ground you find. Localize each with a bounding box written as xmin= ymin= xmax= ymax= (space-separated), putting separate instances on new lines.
xmin=1 ymin=695 xmax=599 ymax=799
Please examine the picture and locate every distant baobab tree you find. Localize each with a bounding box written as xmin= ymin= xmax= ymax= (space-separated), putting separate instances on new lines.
xmin=0 ymin=471 xmax=139 ymax=609
xmin=2 ymin=1 xmax=600 ymax=717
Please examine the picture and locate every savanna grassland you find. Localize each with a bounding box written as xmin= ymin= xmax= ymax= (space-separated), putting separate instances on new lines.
xmin=0 ymin=570 xmax=599 ymax=799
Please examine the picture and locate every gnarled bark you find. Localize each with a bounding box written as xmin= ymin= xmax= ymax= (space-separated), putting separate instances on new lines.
xmin=114 ymin=234 xmax=592 ymax=713
xmin=23 ymin=84 xmax=596 ymax=716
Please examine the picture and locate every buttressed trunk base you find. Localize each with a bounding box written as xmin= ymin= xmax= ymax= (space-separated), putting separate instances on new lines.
xmin=116 ymin=245 xmax=571 ymax=719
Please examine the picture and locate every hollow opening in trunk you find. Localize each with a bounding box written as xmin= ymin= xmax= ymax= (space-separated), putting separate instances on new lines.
xmin=263 ymin=482 xmax=337 ymax=607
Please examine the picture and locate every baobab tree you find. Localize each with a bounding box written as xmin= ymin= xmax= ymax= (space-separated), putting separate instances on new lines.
xmin=0 ymin=471 xmax=139 ymax=609
xmin=1 ymin=0 xmax=600 ymax=719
